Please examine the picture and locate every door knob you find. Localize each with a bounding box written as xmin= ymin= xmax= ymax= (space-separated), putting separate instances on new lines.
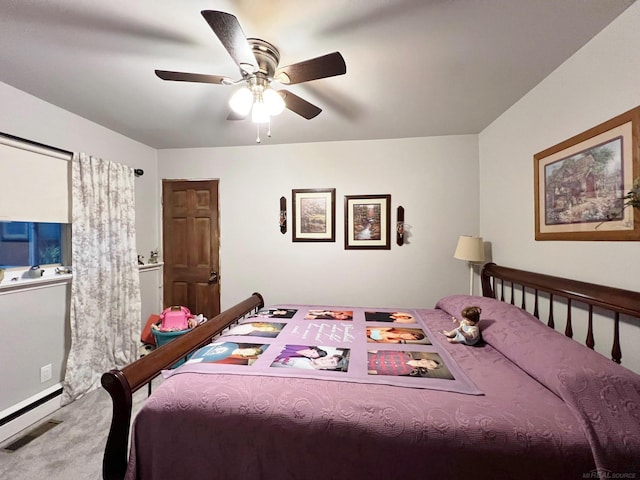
xmin=208 ymin=271 xmax=218 ymax=284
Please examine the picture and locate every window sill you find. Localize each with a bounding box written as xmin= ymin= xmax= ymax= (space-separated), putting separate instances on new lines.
xmin=0 ymin=263 xmax=163 ymax=294
xmin=138 ymin=262 xmax=163 ymax=272
xmin=0 ymin=273 xmax=72 ymax=294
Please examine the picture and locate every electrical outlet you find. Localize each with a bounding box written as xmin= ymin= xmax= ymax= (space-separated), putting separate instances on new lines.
xmin=40 ymin=364 xmax=52 ymax=383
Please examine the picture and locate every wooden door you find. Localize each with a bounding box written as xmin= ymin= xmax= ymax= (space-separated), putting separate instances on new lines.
xmin=162 ymin=179 xmax=220 ymax=320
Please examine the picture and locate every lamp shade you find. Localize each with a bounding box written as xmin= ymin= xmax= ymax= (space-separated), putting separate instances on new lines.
xmin=454 ymin=235 xmax=484 ymax=262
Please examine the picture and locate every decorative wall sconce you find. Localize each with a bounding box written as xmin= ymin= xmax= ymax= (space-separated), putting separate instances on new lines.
xmin=279 ymin=196 xmax=287 ymax=234
xmin=396 ymin=206 xmax=405 ymax=246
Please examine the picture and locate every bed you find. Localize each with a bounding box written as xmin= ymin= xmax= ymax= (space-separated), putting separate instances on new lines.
xmin=101 ymin=263 xmax=640 ymax=479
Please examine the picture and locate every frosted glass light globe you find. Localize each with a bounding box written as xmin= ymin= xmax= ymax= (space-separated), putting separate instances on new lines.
xmin=263 ymin=88 xmax=285 ymax=116
xmin=229 ymin=87 xmax=253 ymax=116
xmin=251 ymin=100 xmax=270 ymax=124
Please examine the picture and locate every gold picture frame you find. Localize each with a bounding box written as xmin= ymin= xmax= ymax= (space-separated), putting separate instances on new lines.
xmin=534 ymin=106 xmax=640 ymax=241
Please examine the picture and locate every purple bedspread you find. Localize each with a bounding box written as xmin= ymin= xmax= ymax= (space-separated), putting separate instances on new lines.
xmin=125 ymin=297 xmax=640 ymax=479
xmin=437 ymin=295 xmax=640 ymax=475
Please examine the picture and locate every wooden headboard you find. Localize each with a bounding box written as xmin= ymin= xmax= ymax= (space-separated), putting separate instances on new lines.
xmin=480 ymin=262 xmax=640 ymax=364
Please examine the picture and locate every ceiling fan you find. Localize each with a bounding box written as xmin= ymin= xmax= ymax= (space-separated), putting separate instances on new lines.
xmin=155 ymin=10 xmax=346 ymax=141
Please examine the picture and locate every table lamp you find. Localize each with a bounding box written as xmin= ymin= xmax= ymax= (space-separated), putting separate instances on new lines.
xmin=454 ymin=235 xmax=485 ymax=295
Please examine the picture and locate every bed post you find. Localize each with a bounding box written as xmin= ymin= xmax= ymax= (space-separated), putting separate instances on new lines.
xmin=480 ymin=262 xmax=497 ymax=298
xmin=101 ymin=369 xmax=133 ymax=480
xmin=100 ymin=292 xmax=265 ymax=480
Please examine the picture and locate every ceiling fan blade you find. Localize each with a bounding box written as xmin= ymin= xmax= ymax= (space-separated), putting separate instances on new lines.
xmin=278 ymin=90 xmax=322 ymax=119
xmin=275 ymin=52 xmax=346 ymax=85
xmin=155 ymin=70 xmax=232 ymax=85
xmin=201 ymin=10 xmax=257 ymax=74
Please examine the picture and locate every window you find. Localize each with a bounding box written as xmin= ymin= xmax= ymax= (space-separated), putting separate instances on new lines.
xmin=0 ymin=133 xmax=72 ymax=271
xmin=0 ymin=221 xmax=70 ymax=268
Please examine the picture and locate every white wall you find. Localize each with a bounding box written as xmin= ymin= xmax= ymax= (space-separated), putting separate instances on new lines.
xmin=158 ymin=135 xmax=479 ymax=311
xmin=0 ymin=81 xmax=160 ymax=257
xmin=0 ymin=283 xmax=69 ymax=409
xmin=0 ymin=81 xmax=161 ymax=419
xmin=479 ymin=1 xmax=640 ymax=372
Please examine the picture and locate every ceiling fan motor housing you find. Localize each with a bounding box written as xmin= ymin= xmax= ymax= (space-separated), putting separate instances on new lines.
xmin=247 ymin=38 xmax=280 ymax=78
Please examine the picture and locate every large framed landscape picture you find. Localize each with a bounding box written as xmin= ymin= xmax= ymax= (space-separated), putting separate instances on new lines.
xmin=534 ymin=106 xmax=640 ymax=241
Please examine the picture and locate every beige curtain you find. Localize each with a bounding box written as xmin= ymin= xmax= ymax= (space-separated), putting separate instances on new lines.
xmin=62 ymin=153 xmax=141 ymax=404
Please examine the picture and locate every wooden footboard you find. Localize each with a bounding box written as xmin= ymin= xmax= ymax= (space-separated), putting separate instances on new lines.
xmin=481 ymin=263 xmax=640 ymax=364
xmin=101 ymin=293 xmax=264 ymax=480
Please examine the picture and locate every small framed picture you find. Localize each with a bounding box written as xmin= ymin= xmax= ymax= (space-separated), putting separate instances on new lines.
xmin=344 ymin=194 xmax=391 ymax=250
xmin=292 ymin=188 xmax=336 ymax=242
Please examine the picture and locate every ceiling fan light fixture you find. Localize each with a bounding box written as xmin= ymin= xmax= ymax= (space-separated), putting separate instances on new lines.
xmin=251 ymin=99 xmax=270 ymax=124
xmin=229 ymin=86 xmax=253 ymax=116
xmin=263 ymin=88 xmax=285 ymax=116
xmin=158 ymin=11 xmax=346 ymax=142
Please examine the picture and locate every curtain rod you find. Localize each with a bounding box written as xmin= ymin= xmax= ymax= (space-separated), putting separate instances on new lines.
xmin=1 ymin=130 xmax=72 ymax=158
xmin=1 ymin=130 xmax=144 ymax=176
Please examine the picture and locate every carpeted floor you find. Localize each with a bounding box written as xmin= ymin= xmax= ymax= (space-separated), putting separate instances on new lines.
xmin=0 ymin=380 xmax=159 ymax=480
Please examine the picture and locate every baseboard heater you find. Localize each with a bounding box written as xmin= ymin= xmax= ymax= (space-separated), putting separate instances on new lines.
xmin=0 ymin=386 xmax=63 ymax=427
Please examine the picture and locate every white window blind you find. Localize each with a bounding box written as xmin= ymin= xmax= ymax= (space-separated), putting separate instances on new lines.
xmin=0 ymin=135 xmax=72 ymax=223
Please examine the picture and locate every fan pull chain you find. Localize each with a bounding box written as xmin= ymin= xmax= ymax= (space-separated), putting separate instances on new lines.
xmin=255 ymin=121 xmax=273 ymax=143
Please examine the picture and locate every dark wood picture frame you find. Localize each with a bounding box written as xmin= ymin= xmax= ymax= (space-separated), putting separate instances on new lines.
xmin=344 ymin=194 xmax=391 ymax=250
xmin=534 ymin=105 xmax=640 ymax=241
xmin=292 ymin=188 xmax=336 ymax=242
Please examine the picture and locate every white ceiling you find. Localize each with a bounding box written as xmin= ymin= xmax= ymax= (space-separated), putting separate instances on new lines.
xmin=0 ymin=0 xmax=635 ymax=149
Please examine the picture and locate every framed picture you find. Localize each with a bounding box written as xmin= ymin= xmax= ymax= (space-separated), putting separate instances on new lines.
xmin=1 ymin=222 xmax=29 ymax=241
xmin=534 ymin=106 xmax=640 ymax=241
xmin=292 ymin=188 xmax=336 ymax=242
xmin=344 ymin=194 xmax=391 ymax=250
